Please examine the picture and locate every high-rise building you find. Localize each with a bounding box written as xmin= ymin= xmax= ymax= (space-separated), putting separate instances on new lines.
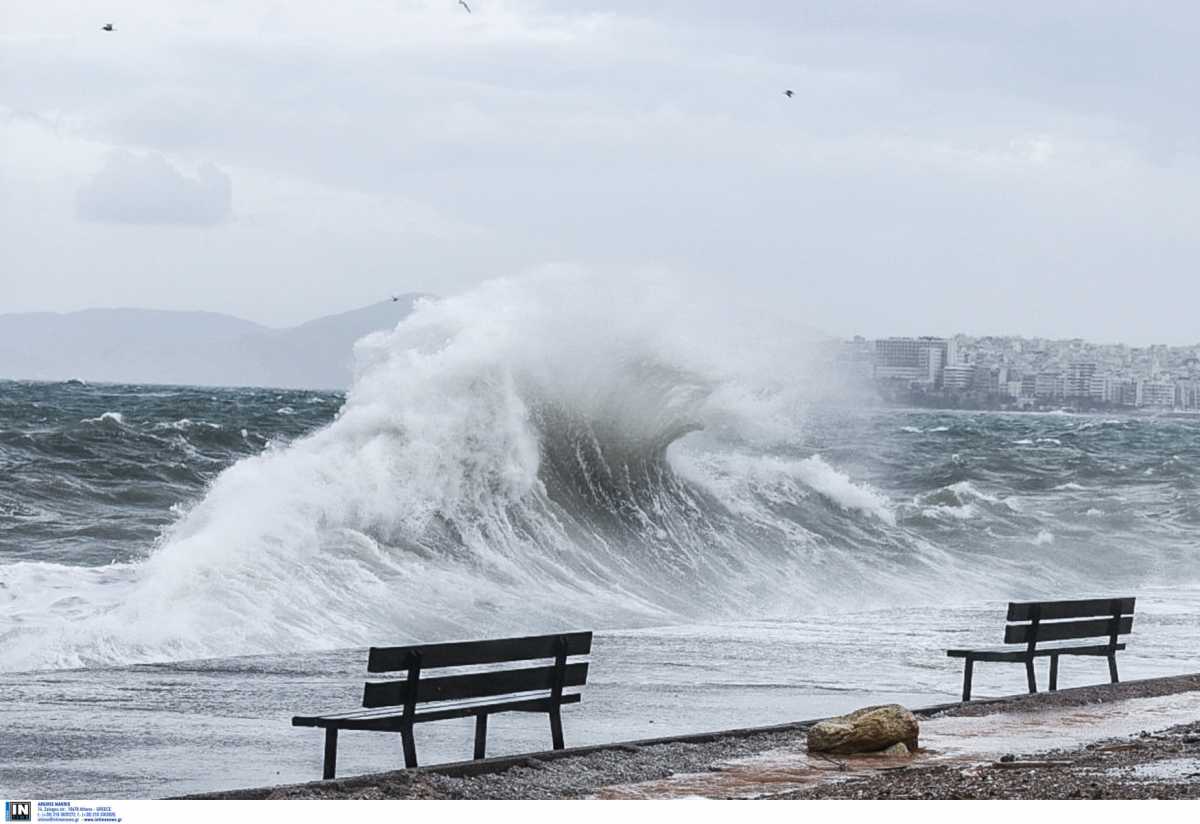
xmin=1034 ymin=372 xmax=1066 ymax=400
xmin=1177 ymin=381 xmax=1200 ymax=410
xmin=1140 ymin=380 xmax=1175 ymax=408
xmin=1111 ymin=380 xmax=1139 ymax=406
xmin=1067 ymin=363 xmax=1097 ymax=398
xmin=942 ymin=364 xmax=974 ymax=390
xmin=874 ymin=337 xmax=949 ymax=385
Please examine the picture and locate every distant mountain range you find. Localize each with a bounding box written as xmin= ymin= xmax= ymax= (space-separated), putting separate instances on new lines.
xmin=0 ymin=295 xmax=428 ymax=389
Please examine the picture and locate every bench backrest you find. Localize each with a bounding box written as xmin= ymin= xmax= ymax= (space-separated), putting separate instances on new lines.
xmin=361 ymin=631 xmax=593 ymax=711
xmin=1004 ymin=597 xmax=1134 ymax=650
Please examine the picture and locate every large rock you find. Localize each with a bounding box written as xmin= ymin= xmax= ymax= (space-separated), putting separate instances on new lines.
xmin=807 ymin=704 xmax=919 ymax=754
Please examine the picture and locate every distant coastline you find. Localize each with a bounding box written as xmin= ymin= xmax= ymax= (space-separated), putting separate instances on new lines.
xmin=0 ymin=295 xmax=428 ymax=390
xmin=874 ymin=389 xmax=1200 ymax=417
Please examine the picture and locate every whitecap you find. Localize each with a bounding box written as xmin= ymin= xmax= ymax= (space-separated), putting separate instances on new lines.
xmin=922 ymin=503 xmax=978 ymax=521
xmin=82 ymin=411 xmax=124 ymax=425
xmin=947 ymin=481 xmax=999 ymax=503
xmin=794 ymin=454 xmax=896 ymax=525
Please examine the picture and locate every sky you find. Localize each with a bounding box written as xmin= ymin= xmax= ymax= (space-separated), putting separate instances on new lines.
xmin=2 ymin=1 xmax=1199 ymax=343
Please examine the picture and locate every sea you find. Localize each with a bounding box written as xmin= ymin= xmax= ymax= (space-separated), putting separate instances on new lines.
xmin=1 ymin=282 xmax=1198 ymax=797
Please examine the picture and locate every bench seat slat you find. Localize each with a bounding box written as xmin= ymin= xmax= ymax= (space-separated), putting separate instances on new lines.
xmin=363 ymin=662 xmax=588 ymax=708
xmin=1004 ymin=616 xmax=1132 ymax=644
xmin=1007 ymin=597 xmax=1135 ymax=622
xmin=947 ymin=641 xmax=1126 ymax=661
xmin=368 ymin=631 xmax=593 ymax=672
xmin=293 ymin=693 xmax=582 ymax=729
xmin=297 ymin=688 xmax=584 ymax=722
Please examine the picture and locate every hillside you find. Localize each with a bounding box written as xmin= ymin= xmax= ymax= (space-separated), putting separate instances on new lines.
xmin=0 ymin=296 xmax=428 ymax=389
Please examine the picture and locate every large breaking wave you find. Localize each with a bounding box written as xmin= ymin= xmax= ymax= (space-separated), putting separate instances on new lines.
xmin=1 ymin=271 xmax=1196 ymax=671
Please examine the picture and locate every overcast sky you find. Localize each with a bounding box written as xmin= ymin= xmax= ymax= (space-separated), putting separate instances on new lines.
xmin=2 ymin=1 xmax=1198 ymax=343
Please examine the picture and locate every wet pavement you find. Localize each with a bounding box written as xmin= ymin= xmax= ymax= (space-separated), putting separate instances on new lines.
xmin=5 ymin=596 xmax=1199 ymax=798
xmin=594 ymin=690 xmax=1200 ymax=798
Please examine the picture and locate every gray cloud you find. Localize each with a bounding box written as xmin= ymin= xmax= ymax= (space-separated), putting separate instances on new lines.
xmin=76 ymin=151 xmax=232 ymax=226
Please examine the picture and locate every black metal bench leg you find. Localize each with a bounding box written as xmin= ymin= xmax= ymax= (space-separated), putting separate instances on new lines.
xmin=474 ymin=714 xmax=488 ymax=760
xmin=1025 ymin=658 xmax=1038 ymax=694
xmin=549 ymin=706 xmax=565 ymax=750
xmin=1049 ymin=654 xmax=1059 ymax=692
xmin=962 ymin=658 xmax=974 ymax=702
xmin=1108 ymin=653 xmax=1119 ymax=684
xmin=323 ymin=727 xmax=338 ymax=780
xmin=401 ymin=723 xmax=418 ymax=769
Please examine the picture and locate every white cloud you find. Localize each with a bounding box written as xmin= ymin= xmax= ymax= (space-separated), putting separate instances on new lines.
xmin=76 ymin=151 xmax=232 ymax=226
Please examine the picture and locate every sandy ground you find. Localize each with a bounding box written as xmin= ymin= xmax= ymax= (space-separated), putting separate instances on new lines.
xmin=182 ymin=673 xmax=1200 ymax=800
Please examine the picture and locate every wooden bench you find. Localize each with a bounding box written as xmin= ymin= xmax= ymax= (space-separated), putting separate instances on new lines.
xmin=947 ymin=597 xmax=1134 ymax=701
xmin=292 ymin=631 xmax=592 ymax=779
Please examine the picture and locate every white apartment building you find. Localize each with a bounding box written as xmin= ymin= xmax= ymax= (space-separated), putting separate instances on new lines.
xmin=1140 ymin=380 xmax=1176 ymax=407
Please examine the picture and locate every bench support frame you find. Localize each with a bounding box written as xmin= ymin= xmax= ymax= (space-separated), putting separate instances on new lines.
xmin=323 ymin=728 xmax=338 ymax=781
xmin=474 ymin=714 xmax=488 ymax=760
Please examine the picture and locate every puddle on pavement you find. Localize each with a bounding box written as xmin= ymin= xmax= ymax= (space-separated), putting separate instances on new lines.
xmin=925 ymin=690 xmax=1200 ymax=762
xmin=595 ymin=690 xmax=1200 ymax=799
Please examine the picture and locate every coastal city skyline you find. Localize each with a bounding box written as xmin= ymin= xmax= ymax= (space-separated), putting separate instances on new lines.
xmin=833 ymin=333 xmax=1200 ymax=410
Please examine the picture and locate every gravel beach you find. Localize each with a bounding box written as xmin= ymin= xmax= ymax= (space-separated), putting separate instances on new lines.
xmin=182 ymin=672 xmax=1200 ymax=800
xmin=780 ymin=718 xmax=1200 ymax=800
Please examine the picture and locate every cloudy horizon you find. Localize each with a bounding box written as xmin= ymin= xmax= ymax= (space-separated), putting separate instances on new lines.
xmin=3 ymin=1 xmax=1199 ymax=344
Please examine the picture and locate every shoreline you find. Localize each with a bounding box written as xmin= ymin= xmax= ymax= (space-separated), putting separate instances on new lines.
xmin=180 ymin=672 xmax=1200 ymax=800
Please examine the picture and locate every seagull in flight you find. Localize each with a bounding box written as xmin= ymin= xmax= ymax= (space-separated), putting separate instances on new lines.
xmin=458 ymin=0 xmax=472 ymax=12
xmin=783 ymin=89 xmax=794 ymax=98
xmin=101 ymin=23 xmax=115 ymax=32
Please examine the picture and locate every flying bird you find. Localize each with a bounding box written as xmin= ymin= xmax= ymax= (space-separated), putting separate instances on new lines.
xmin=783 ymin=90 xmax=794 ymax=98
xmin=101 ymin=23 xmax=114 ymax=31
xmin=459 ymin=0 xmax=472 ymax=12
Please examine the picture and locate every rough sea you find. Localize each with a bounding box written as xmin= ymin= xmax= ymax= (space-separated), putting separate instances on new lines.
xmin=2 ymin=278 xmax=1198 ymax=797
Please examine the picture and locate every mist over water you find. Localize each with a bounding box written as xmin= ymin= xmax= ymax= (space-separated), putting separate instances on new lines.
xmin=1 ymin=272 xmax=1197 ymax=673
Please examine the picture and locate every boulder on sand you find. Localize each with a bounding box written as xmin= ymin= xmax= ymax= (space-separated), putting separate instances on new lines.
xmin=806 ymin=704 xmax=919 ymax=754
